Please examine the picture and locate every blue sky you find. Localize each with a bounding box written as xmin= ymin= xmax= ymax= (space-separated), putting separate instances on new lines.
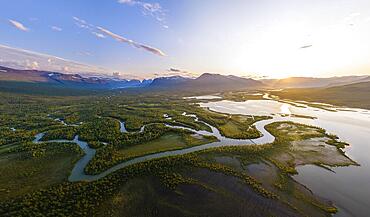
xmin=1 ymin=0 xmax=370 ymax=78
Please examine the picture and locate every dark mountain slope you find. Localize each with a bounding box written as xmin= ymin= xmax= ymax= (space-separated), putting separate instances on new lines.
xmin=0 ymin=66 xmax=146 ymax=90
xmin=273 ymin=81 xmax=370 ymax=109
xmin=262 ymin=76 xmax=369 ymax=88
xmin=148 ymin=73 xmax=264 ymax=92
xmin=149 ymin=76 xmax=191 ymax=88
xmin=0 ymin=66 xmax=55 ymax=83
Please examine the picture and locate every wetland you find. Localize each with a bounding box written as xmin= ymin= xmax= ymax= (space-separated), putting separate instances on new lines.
xmin=0 ymin=91 xmax=368 ymax=217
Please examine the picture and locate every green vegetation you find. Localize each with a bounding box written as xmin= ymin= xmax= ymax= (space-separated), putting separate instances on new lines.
xmin=193 ymin=121 xmax=357 ymax=215
xmin=183 ymin=106 xmax=272 ymax=139
xmin=41 ymin=127 xmax=78 ymax=141
xmin=0 ymin=142 xmax=83 ymax=200
xmin=78 ymin=117 xmax=120 ymax=143
xmin=88 ymin=141 xmax=106 ymax=149
xmin=290 ymin=114 xmax=317 ymax=119
xmin=221 ymin=91 xmax=265 ymax=101
xmin=0 ymin=127 xmax=34 ymax=147
xmin=217 ymin=115 xmax=271 ymax=139
xmin=264 ymin=121 xmax=357 ymax=169
xmin=0 ymin=88 xmax=358 ymax=217
xmin=0 ymin=120 xmax=352 ymax=216
xmin=85 ymin=130 xmax=218 ymax=175
xmin=0 ymin=80 xmax=101 ymax=96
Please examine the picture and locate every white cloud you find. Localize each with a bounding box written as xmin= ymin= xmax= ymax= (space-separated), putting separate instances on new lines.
xmin=92 ymin=31 xmax=106 ymax=38
xmin=0 ymin=44 xmax=111 ymax=75
xmin=71 ymin=15 xmax=165 ymax=56
xmin=118 ymin=0 xmax=135 ymax=4
xmin=166 ymin=67 xmax=198 ymax=77
xmin=8 ymin=19 xmax=29 ymax=31
xmin=97 ymin=26 xmax=166 ymax=56
xmin=63 ymin=66 xmax=70 ymax=72
xmin=73 ymin=17 xmax=106 ymax=39
xmin=31 ymin=61 xmax=39 ymax=69
xmin=73 ymin=16 xmax=93 ymax=30
xmin=117 ymin=0 xmax=168 ymax=28
xmin=51 ymin=26 xmax=62 ymax=31
xmin=73 ymin=16 xmax=87 ymax=24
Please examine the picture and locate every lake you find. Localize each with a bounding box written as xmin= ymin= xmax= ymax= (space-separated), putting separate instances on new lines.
xmin=200 ymin=98 xmax=370 ymax=217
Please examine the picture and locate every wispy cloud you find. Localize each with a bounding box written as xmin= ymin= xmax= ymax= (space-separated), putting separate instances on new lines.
xmin=25 ymin=60 xmax=39 ymax=69
xmin=73 ymin=16 xmax=106 ymax=39
xmin=165 ymin=68 xmax=198 ymax=77
xmin=73 ymin=16 xmax=94 ymax=30
xmin=8 ymin=19 xmax=29 ymax=31
xmin=117 ymin=0 xmax=168 ymax=28
xmin=92 ymin=31 xmax=106 ymax=38
xmin=0 ymin=44 xmax=110 ymax=75
xmin=300 ymin=45 xmax=312 ymax=49
xmin=97 ymin=26 xmax=166 ymax=56
xmin=118 ymin=0 xmax=135 ymax=4
xmin=72 ymin=16 xmax=165 ymax=56
xmin=51 ymin=26 xmax=62 ymax=32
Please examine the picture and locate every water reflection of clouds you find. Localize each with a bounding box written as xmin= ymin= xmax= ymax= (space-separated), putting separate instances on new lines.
xmin=279 ymin=104 xmax=291 ymax=114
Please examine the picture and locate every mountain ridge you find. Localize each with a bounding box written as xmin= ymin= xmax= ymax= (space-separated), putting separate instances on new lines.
xmin=261 ymin=76 xmax=370 ymax=88
xmin=273 ymin=81 xmax=370 ymax=109
xmin=148 ymin=73 xmax=264 ymax=92
xmin=2 ymin=65 xmax=370 ymax=93
xmin=0 ymin=66 xmax=148 ymax=89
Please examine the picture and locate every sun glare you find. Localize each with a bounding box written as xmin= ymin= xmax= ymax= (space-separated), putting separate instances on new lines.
xmin=225 ymin=14 xmax=370 ymax=79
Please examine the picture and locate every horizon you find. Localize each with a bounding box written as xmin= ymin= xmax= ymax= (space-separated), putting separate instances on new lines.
xmin=1 ymin=61 xmax=370 ymax=81
xmin=1 ymin=0 xmax=370 ymax=79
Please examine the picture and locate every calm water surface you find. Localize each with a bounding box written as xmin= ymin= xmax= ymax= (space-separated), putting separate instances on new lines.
xmin=200 ymin=99 xmax=370 ymax=217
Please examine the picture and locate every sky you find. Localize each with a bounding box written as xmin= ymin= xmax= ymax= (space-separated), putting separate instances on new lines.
xmin=1 ymin=0 xmax=370 ymax=79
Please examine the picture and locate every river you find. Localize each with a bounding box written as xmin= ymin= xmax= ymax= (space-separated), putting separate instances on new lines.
xmin=33 ymin=96 xmax=370 ymax=216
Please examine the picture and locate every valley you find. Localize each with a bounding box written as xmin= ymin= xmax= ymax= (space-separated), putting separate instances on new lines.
xmin=2 ymin=1 xmax=370 ymax=216
xmin=0 ymin=88 xmax=368 ymax=216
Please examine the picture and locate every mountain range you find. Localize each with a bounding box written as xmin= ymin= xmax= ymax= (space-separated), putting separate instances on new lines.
xmin=1 ymin=65 xmax=370 ymax=94
xmin=274 ymin=81 xmax=370 ymax=109
xmin=0 ymin=66 xmax=149 ymax=89
xmin=261 ymin=76 xmax=370 ymax=88
xmin=0 ymin=44 xmax=110 ymax=76
xmin=149 ymin=73 xmax=264 ymax=92
xmin=0 ymin=66 xmax=265 ymax=92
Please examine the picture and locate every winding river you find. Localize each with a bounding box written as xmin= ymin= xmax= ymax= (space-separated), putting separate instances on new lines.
xmin=34 ymin=113 xmax=280 ymax=182
xmin=34 ymin=95 xmax=370 ymax=217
